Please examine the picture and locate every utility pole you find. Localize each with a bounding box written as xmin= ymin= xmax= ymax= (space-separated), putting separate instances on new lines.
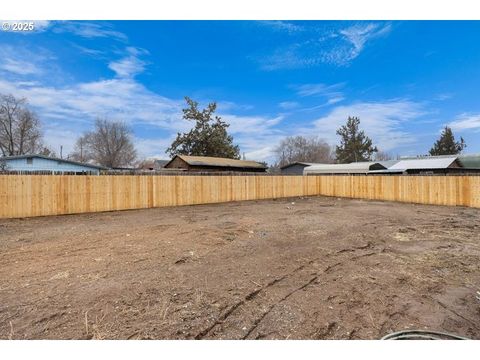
xmin=60 ymin=145 xmax=63 ymax=159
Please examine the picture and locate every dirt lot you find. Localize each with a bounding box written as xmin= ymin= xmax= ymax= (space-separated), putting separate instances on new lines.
xmin=0 ymin=196 xmax=479 ymax=340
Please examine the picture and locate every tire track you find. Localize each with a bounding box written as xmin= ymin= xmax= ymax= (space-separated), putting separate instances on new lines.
xmin=197 ymin=244 xmax=383 ymax=339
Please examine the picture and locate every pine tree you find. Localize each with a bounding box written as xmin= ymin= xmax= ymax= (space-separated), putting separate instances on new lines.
xmin=167 ymin=97 xmax=240 ymax=159
xmin=335 ymin=116 xmax=378 ymax=163
xmin=429 ymin=126 xmax=466 ymax=156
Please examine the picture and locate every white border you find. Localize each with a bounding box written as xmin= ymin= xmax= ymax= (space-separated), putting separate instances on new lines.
xmin=1 ymin=339 xmax=478 ymax=360
xmin=2 ymin=0 xmax=480 ymax=20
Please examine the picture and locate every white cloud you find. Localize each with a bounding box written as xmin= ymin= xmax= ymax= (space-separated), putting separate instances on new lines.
xmin=258 ymin=22 xmax=391 ymax=70
xmin=286 ymin=83 xmax=346 ymax=111
xmin=223 ymin=114 xmax=283 ymax=134
xmin=336 ymin=23 xmax=391 ymax=63
xmin=291 ymin=82 xmax=345 ymax=98
xmin=449 ymin=114 xmax=480 ymax=132
xmin=0 ymin=46 xmax=52 ymax=76
xmin=260 ymin=21 xmax=305 ymax=34
xmin=0 ymin=58 xmax=41 ymax=75
xmin=108 ymin=47 xmax=148 ymax=78
xmin=134 ymin=136 xmax=176 ymax=159
xmin=301 ymin=100 xmax=425 ymax=151
xmin=220 ymin=114 xmax=285 ymax=161
xmin=55 ymin=21 xmax=127 ymax=42
xmin=0 ymin=76 xmax=183 ymax=132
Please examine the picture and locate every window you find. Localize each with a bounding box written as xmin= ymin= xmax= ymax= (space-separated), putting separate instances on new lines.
xmin=26 ymin=157 xmax=33 ymax=165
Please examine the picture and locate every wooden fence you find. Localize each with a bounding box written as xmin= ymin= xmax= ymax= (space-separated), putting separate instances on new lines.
xmin=0 ymin=175 xmax=479 ymax=218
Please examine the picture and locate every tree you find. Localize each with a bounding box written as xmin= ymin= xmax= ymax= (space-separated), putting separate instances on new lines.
xmin=38 ymin=146 xmax=57 ymax=158
xmin=166 ymin=97 xmax=240 ymax=159
xmin=0 ymin=93 xmax=43 ymax=156
xmin=429 ymin=126 xmax=466 ymax=156
xmin=335 ymin=116 xmax=377 ymax=163
xmin=274 ymin=135 xmax=333 ymax=168
xmin=70 ymin=118 xmax=137 ymax=168
xmin=70 ymin=135 xmax=90 ymax=163
xmin=0 ymin=158 xmax=8 ymax=172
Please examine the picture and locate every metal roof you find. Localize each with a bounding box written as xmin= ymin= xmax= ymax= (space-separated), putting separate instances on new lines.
xmin=304 ymin=162 xmax=386 ymax=174
xmin=1 ymin=154 xmax=108 ymax=169
xmin=167 ymin=155 xmax=267 ymax=169
xmin=388 ymin=157 xmax=458 ymax=170
xmin=280 ymin=162 xmax=320 ymax=169
xmin=378 ymin=160 xmax=400 ymax=168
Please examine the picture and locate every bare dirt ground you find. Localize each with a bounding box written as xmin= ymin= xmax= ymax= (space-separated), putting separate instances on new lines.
xmin=0 ymin=196 xmax=479 ymax=340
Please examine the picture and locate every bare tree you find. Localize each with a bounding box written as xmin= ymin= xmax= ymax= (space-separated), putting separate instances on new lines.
xmin=70 ymin=118 xmax=137 ymax=168
xmin=69 ymin=135 xmax=90 ymax=163
xmin=0 ymin=94 xmax=43 ymax=156
xmin=274 ymin=135 xmax=333 ymax=168
xmin=374 ymin=150 xmax=394 ymax=161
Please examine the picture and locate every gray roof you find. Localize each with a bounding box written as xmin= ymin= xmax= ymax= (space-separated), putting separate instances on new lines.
xmin=1 ymin=154 xmax=108 ymax=170
xmin=304 ymin=162 xmax=386 ymax=174
xmin=154 ymin=159 xmax=169 ymax=168
xmin=280 ymin=162 xmax=320 ymax=169
xmin=377 ymin=160 xmax=400 ymax=168
xmin=388 ymin=157 xmax=458 ymax=170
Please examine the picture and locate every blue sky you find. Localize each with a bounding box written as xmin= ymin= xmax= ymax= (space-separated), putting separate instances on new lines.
xmin=1 ymin=20 xmax=479 ymax=163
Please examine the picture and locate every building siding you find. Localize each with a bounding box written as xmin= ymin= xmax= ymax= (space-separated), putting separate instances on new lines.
xmin=2 ymin=157 xmax=101 ymax=174
xmin=281 ymin=164 xmax=309 ymax=175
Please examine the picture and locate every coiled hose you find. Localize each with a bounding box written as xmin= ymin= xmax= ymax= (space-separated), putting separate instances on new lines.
xmin=381 ymin=330 xmax=469 ymax=340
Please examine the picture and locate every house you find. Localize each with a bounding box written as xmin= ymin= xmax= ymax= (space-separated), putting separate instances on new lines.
xmin=304 ymin=162 xmax=387 ymax=175
xmin=164 ymin=155 xmax=267 ymax=173
xmin=280 ymin=162 xmax=318 ymax=175
xmin=0 ymin=154 xmax=107 ymax=175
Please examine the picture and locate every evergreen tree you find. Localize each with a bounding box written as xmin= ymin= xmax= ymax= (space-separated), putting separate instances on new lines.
xmin=335 ymin=116 xmax=378 ymax=163
xmin=429 ymin=126 xmax=466 ymax=155
xmin=167 ymin=97 xmax=240 ymax=159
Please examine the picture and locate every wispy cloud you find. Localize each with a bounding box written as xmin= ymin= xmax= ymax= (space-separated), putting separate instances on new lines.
xmin=327 ymin=23 xmax=392 ymax=66
xmin=55 ymin=21 xmax=128 ymax=42
xmin=223 ymin=114 xmax=283 ymax=135
xmin=258 ymin=22 xmax=392 ymax=70
xmin=259 ymin=21 xmax=305 ymax=34
xmin=108 ymin=47 xmax=148 ymax=78
xmin=279 ymin=101 xmax=300 ymax=110
xmin=291 ymin=82 xmax=345 ymax=98
xmin=286 ymin=82 xmax=346 ymax=110
xmin=433 ymin=93 xmax=453 ymax=101
xmin=449 ymin=113 xmax=480 ymax=132
xmin=0 ymin=58 xmax=41 ymax=75
xmin=72 ymin=44 xmax=107 ymax=58
xmin=0 ymin=45 xmax=53 ymax=76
